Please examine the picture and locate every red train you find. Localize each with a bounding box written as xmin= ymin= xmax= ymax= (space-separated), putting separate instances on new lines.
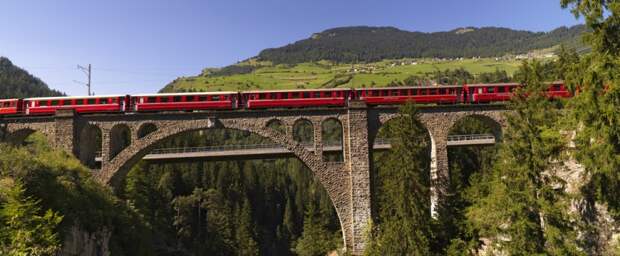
xmin=0 ymin=82 xmax=571 ymax=116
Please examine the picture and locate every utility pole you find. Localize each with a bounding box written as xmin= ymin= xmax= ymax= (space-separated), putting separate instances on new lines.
xmin=75 ymin=64 xmax=92 ymax=96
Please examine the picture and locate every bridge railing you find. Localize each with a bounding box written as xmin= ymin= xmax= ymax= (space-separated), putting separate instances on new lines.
xmin=447 ymin=133 xmax=495 ymax=142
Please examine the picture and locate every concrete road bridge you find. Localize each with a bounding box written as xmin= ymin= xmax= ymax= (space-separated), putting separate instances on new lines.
xmin=93 ymin=135 xmax=495 ymax=162
xmin=0 ymin=102 xmax=506 ymax=255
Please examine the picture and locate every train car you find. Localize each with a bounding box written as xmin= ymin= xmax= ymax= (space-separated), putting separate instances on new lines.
xmin=0 ymin=99 xmax=23 ymax=116
xmin=24 ymin=95 xmax=128 ymax=115
xmin=465 ymin=83 xmax=520 ymax=103
xmin=130 ymin=92 xmax=238 ymax=112
xmin=546 ymin=81 xmax=571 ymax=99
xmin=241 ymin=88 xmax=351 ymax=109
xmin=355 ymin=85 xmax=463 ymax=105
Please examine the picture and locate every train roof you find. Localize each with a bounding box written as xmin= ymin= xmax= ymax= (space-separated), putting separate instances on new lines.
xmin=24 ymin=95 xmax=127 ymax=101
xmin=131 ymin=91 xmax=238 ymax=97
xmin=465 ymin=83 xmax=520 ymax=87
xmin=357 ymin=85 xmax=463 ymax=90
xmin=0 ymin=98 xmax=20 ymax=101
xmin=465 ymin=81 xmax=564 ymax=87
xmin=242 ymin=88 xmax=352 ymax=93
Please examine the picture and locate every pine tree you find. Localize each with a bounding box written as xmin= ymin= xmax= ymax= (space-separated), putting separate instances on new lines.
xmin=465 ymin=60 xmax=582 ymax=255
xmin=235 ymin=199 xmax=259 ymax=256
xmin=293 ymin=203 xmax=336 ymax=256
xmin=0 ymin=180 xmax=63 ymax=256
xmin=365 ymin=103 xmax=432 ymax=255
xmin=560 ymin=0 xmax=620 ymax=219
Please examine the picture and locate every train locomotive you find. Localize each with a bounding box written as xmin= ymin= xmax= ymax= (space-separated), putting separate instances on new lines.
xmin=0 ymin=82 xmax=571 ymax=117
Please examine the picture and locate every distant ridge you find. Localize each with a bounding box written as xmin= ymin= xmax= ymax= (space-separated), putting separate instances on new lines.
xmin=0 ymin=57 xmax=64 ymax=98
xmin=257 ymin=25 xmax=586 ymax=64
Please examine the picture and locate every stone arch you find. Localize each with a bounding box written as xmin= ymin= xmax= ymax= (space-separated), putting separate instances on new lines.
xmin=448 ymin=113 xmax=505 ymax=142
xmin=7 ymin=128 xmax=38 ymax=145
xmin=370 ymin=113 xmax=435 ymax=215
xmin=137 ymin=123 xmax=157 ymax=139
xmin=293 ymin=118 xmax=314 ymax=144
xmin=266 ymin=118 xmax=285 ymax=134
xmin=321 ymin=118 xmax=343 ymax=161
xmin=109 ymin=124 xmax=132 ymax=160
xmin=79 ymin=124 xmax=102 ymax=169
xmin=95 ymin=118 xmax=352 ymax=250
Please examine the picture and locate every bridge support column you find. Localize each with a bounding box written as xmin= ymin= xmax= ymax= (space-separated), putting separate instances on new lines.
xmin=54 ymin=109 xmax=78 ymax=155
xmin=344 ymin=101 xmax=371 ymax=255
xmin=430 ymin=130 xmax=449 ymax=218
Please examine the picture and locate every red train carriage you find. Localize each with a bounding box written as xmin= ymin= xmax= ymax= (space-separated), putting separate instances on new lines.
xmin=465 ymin=83 xmax=520 ymax=103
xmin=466 ymin=82 xmax=571 ymax=103
xmin=24 ymin=95 xmax=128 ymax=115
xmin=546 ymin=81 xmax=571 ymax=99
xmin=0 ymin=99 xmax=23 ymax=116
xmin=131 ymin=92 xmax=238 ymax=112
xmin=242 ymin=88 xmax=350 ymax=109
xmin=355 ymin=85 xmax=463 ymax=105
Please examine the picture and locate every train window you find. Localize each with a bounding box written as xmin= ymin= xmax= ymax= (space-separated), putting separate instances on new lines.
xmin=173 ymin=96 xmax=182 ymax=102
xmin=282 ymin=93 xmax=289 ymax=99
xmin=324 ymin=91 xmax=332 ymax=97
xmin=290 ymin=92 xmax=298 ymax=98
xmin=88 ymin=99 xmax=96 ymax=104
xmin=412 ymin=90 xmax=418 ymax=95
xmin=51 ymin=100 xmax=59 ymax=106
xmin=100 ymin=99 xmax=109 ymax=104
xmin=390 ymin=90 xmax=398 ymax=96
xmin=198 ymin=96 xmax=207 ymax=101
xmin=145 ymin=97 xmax=154 ymax=103
xmin=268 ymin=93 xmax=276 ymax=99
xmin=258 ymin=93 xmax=266 ymax=100
xmin=553 ymin=85 xmax=562 ymax=91
xmin=62 ymin=100 xmax=71 ymax=106
xmin=212 ymin=95 xmax=220 ymax=101
xmin=421 ymin=90 xmax=427 ymax=95
xmin=498 ymin=87 xmax=505 ymax=93
xmin=303 ymin=92 xmax=310 ymax=98
xmin=160 ymin=97 xmax=169 ymax=103
xmin=400 ymin=89 xmax=408 ymax=96
xmin=487 ymin=87 xmax=495 ymax=93
xmin=439 ymin=88 xmax=446 ymax=94
xmin=429 ymin=89 xmax=437 ymax=95
xmin=314 ymin=92 xmax=321 ymax=98
xmin=478 ymin=88 xmax=484 ymax=94
xmin=39 ymin=101 xmax=48 ymax=107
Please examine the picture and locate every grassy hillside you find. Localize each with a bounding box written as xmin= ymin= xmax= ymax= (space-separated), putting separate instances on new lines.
xmin=162 ymin=24 xmax=585 ymax=93
xmin=257 ymin=25 xmax=585 ymax=64
xmin=162 ymin=57 xmax=523 ymax=92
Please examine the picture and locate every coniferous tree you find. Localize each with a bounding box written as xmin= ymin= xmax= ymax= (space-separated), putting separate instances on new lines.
xmin=365 ymin=103 xmax=432 ymax=255
xmin=560 ymin=0 xmax=620 ymax=219
xmin=293 ymin=203 xmax=337 ymax=256
xmin=235 ymin=198 xmax=259 ymax=256
xmin=465 ymin=60 xmax=582 ymax=255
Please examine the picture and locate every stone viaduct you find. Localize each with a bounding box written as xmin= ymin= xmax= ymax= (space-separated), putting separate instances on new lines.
xmin=0 ymin=102 xmax=506 ymax=255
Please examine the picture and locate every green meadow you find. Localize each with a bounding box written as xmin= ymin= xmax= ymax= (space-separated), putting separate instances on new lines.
xmin=164 ymin=58 xmax=523 ymax=92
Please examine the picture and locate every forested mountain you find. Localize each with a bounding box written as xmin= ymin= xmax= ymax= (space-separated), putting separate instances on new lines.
xmin=258 ymin=25 xmax=586 ymax=64
xmin=0 ymin=57 xmax=64 ymax=98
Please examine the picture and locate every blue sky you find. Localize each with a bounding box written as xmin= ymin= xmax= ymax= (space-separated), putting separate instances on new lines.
xmin=0 ymin=0 xmax=581 ymax=96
